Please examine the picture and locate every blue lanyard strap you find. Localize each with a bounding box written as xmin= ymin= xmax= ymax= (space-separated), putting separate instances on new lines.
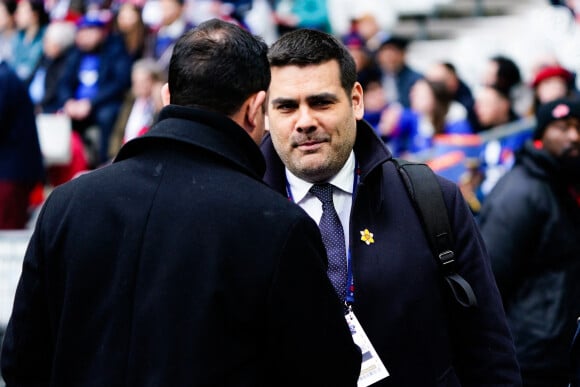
xmin=285 ymin=164 xmax=360 ymax=305
xmin=345 ymin=249 xmax=355 ymax=304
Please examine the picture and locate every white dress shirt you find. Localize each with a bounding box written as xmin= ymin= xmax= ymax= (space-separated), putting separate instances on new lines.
xmin=286 ymin=151 xmax=356 ymax=256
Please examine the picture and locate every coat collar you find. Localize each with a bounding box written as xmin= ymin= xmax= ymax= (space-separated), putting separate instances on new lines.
xmin=115 ymin=105 xmax=266 ymax=180
xmin=261 ymin=119 xmax=392 ymax=193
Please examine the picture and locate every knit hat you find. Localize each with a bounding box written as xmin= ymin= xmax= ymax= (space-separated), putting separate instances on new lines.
xmin=531 ymin=66 xmax=573 ymax=88
xmin=534 ymin=98 xmax=580 ymax=139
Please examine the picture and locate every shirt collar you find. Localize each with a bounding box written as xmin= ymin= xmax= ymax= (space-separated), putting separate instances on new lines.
xmin=286 ymin=151 xmax=355 ymax=203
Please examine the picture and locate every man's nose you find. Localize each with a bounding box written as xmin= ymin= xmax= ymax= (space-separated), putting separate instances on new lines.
xmin=295 ymin=107 xmax=316 ymax=133
xmin=568 ymin=125 xmax=580 ymax=142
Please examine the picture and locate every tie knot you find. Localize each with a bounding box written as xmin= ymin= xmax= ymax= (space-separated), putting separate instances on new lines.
xmin=310 ymin=183 xmax=334 ymax=205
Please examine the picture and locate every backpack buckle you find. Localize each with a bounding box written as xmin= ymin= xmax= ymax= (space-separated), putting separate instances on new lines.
xmin=439 ymin=250 xmax=455 ymax=265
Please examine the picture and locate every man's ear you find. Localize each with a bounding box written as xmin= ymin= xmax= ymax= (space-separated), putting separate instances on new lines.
xmin=161 ymin=83 xmax=171 ymax=106
xmin=246 ymin=91 xmax=267 ymax=128
xmin=352 ymin=82 xmax=365 ymax=120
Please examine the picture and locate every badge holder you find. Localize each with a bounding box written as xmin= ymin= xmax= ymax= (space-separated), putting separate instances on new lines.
xmin=345 ymin=306 xmax=389 ymax=387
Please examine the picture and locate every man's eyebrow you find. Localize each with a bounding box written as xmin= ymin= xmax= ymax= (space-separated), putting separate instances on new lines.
xmin=270 ymin=93 xmax=340 ymax=107
xmin=306 ymin=93 xmax=339 ymax=103
xmin=270 ymin=97 xmax=296 ymax=106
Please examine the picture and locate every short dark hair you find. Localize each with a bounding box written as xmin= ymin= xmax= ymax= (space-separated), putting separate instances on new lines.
xmin=490 ymin=55 xmax=521 ymax=94
xmin=167 ymin=19 xmax=270 ymax=116
xmin=268 ymin=29 xmax=357 ymax=96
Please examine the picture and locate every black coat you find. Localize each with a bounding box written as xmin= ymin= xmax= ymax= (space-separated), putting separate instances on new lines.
xmin=261 ymin=120 xmax=522 ymax=386
xmin=479 ymin=141 xmax=580 ymax=385
xmin=1 ymin=105 xmax=361 ymax=386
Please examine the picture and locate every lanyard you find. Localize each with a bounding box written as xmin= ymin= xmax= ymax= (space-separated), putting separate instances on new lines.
xmin=285 ymin=164 xmax=360 ymax=305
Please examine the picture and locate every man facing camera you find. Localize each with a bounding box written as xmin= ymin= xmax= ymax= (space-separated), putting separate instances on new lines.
xmin=261 ymin=28 xmax=521 ymax=387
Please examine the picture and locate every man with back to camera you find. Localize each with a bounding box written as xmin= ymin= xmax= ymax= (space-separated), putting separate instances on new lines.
xmin=479 ymin=98 xmax=580 ymax=387
xmin=261 ymin=28 xmax=522 ymax=386
xmin=1 ymin=19 xmax=361 ymax=386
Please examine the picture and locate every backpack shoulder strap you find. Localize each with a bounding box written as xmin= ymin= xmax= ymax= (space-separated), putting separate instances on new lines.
xmin=392 ymin=158 xmax=478 ymax=308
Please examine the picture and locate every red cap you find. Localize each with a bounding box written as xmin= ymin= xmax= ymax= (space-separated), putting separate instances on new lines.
xmin=531 ymin=66 xmax=573 ymax=88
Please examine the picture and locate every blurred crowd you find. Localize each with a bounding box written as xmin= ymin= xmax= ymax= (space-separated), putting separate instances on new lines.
xmin=0 ymin=0 xmax=579 ymax=229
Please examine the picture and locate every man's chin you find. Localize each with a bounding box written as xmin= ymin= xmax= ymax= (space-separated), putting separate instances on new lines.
xmin=291 ymin=161 xmax=333 ymax=183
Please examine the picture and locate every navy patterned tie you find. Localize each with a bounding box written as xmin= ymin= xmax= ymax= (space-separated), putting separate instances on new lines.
xmin=310 ymin=183 xmax=348 ymax=300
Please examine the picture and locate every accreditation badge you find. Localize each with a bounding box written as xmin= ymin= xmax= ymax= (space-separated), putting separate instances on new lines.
xmin=345 ymin=309 xmax=389 ymax=387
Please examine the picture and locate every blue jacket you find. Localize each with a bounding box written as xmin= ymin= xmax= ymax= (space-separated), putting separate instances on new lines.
xmin=261 ymin=119 xmax=521 ymax=386
xmin=0 ymin=61 xmax=44 ymax=182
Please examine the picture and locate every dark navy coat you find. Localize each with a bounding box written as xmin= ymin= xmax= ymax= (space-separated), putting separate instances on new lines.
xmin=1 ymin=105 xmax=361 ymax=386
xmin=261 ymin=119 xmax=521 ymax=386
xmin=0 ymin=61 xmax=44 ymax=182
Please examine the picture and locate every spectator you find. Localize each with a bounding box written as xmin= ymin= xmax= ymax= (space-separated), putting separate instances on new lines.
xmin=531 ymin=64 xmax=578 ymax=111
xmin=474 ymin=84 xmax=525 ymax=196
xmin=481 ymin=55 xmax=531 ymax=117
xmin=478 ymin=98 xmax=580 ymax=387
xmin=263 ymin=27 xmax=521 ymax=387
xmin=0 ymin=0 xmax=16 ymax=61
xmin=0 ymin=60 xmax=44 ymax=229
xmin=113 ymin=0 xmax=148 ymax=60
xmin=27 ymin=21 xmax=88 ymax=187
xmin=474 ymin=84 xmax=519 ymax=132
xmin=0 ymin=18 xmax=361 ymax=386
xmin=108 ymin=57 xmax=163 ymax=159
xmin=374 ymin=34 xmax=422 ymax=108
xmin=28 ymin=20 xmax=77 ymax=113
xmin=380 ymin=78 xmax=473 ymax=157
xmin=57 ymin=10 xmax=132 ymax=166
xmin=426 ymin=61 xmax=480 ymax=132
xmin=481 ymin=55 xmax=522 ymax=93
xmin=8 ymin=0 xmax=49 ymax=82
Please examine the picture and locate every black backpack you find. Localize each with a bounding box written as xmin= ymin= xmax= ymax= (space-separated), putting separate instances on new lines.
xmin=393 ymin=158 xmax=478 ymax=308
